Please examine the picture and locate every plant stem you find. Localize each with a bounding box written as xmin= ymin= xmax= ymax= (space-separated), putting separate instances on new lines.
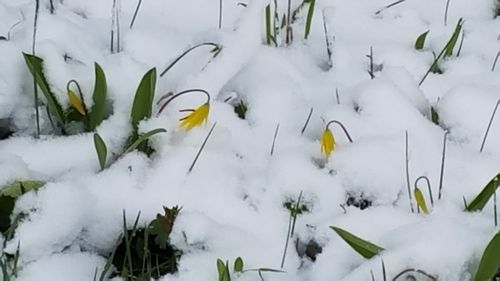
xmin=438 ymin=131 xmax=448 ymax=200
xmin=480 ymin=99 xmax=500 ymax=153
xmin=33 ymin=0 xmax=40 ymax=138
xmin=322 ymin=8 xmax=333 ymax=69
xmin=188 ymin=123 xmax=217 ymax=173
xmin=405 ymin=131 xmax=415 ymax=213
xmin=219 ymin=0 xmax=223 ymax=29
xmin=444 ymin=0 xmax=451 ymax=26
xmin=335 ymin=88 xmax=340 ymax=104
xmin=326 ymin=120 xmax=353 ymax=143
xmin=374 ymin=0 xmax=406 ymax=15
xmin=301 ymin=107 xmax=313 ymax=135
xmin=491 ymin=51 xmax=500 ymax=72
xmin=270 ymin=123 xmax=280 ymax=156
xmin=130 ymin=0 xmax=143 ymax=29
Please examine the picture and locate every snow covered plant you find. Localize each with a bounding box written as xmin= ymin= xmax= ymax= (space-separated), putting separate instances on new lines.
xmin=156 ymin=89 xmax=211 ymax=130
xmin=23 ymin=54 xmax=110 ymax=135
xmin=320 ymin=120 xmax=353 ymax=158
xmin=94 ymin=68 xmax=166 ymax=170
xmin=265 ymin=0 xmax=316 ymax=46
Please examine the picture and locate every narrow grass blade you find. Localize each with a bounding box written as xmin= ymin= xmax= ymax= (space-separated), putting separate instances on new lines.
xmin=23 ymin=53 xmax=66 ymax=127
xmin=124 ymin=128 xmax=166 ymax=154
xmin=93 ymin=133 xmax=107 ymax=170
xmin=330 ymin=226 xmax=384 ymax=259
xmin=188 ymin=123 xmax=217 ymax=173
xmin=466 ymin=174 xmax=500 ymax=212
xmin=89 ymin=63 xmax=108 ymax=130
xmin=304 ymin=0 xmax=316 ymax=39
xmin=474 ymin=232 xmax=500 ymax=281
xmin=415 ymin=30 xmax=429 ymax=50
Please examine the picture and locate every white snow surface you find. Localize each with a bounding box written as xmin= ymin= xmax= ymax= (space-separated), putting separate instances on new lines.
xmin=0 ymin=0 xmax=499 ymax=280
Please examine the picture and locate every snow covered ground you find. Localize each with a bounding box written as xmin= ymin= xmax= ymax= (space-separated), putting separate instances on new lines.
xmin=0 ymin=0 xmax=500 ymax=280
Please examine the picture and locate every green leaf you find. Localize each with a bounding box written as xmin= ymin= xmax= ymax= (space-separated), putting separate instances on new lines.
xmin=474 ymin=232 xmax=500 ymax=281
xmin=466 ymin=173 xmax=500 ymax=212
xmin=93 ymin=133 xmax=107 ymax=171
xmin=0 ymin=180 xmax=45 ymax=197
xmin=431 ymin=106 xmax=439 ymax=125
xmin=0 ymin=180 xmax=45 ymax=234
xmin=234 ymin=257 xmax=244 ymax=273
xmin=217 ymin=259 xmax=226 ymax=281
xmin=124 ymin=128 xmax=166 ymax=154
xmin=444 ymin=18 xmax=463 ymax=58
xmin=89 ymin=63 xmax=108 ymax=130
xmin=414 ymin=187 xmax=429 ymax=214
xmin=304 ymin=0 xmax=315 ymax=39
xmin=131 ymin=68 xmax=156 ymax=132
xmin=149 ymin=206 xmax=180 ymax=249
xmin=415 ymin=30 xmax=429 ymax=50
xmin=330 ymin=226 xmax=384 ymax=259
xmin=23 ymin=53 xmax=66 ymax=127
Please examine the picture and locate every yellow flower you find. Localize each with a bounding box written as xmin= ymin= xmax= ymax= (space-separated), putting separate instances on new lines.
xmin=321 ymin=128 xmax=335 ymax=157
xmin=180 ymin=103 xmax=210 ymax=130
xmin=67 ymin=89 xmax=86 ymax=115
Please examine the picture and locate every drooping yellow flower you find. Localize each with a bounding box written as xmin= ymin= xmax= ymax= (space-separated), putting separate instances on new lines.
xmin=321 ymin=128 xmax=335 ymax=157
xmin=414 ymin=187 xmax=429 ymax=214
xmin=180 ymin=103 xmax=210 ymax=130
xmin=67 ymin=89 xmax=86 ymax=115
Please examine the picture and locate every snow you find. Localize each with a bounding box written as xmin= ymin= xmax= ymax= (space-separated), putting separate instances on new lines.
xmin=0 ymin=0 xmax=499 ymax=280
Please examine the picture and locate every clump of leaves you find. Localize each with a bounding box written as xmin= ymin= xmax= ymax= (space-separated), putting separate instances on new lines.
xmin=216 ymin=257 xmax=244 ymax=281
xmin=265 ymin=0 xmax=316 ymax=46
xmin=419 ymin=18 xmax=464 ymax=86
xmin=0 ymin=180 xmax=45 ymax=239
xmin=23 ymin=54 xmax=110 ymax=134
xmin=110 ymin=206 xmax=182 ymax=280
xmin=234 ymin=100 xmax=247 ymax=120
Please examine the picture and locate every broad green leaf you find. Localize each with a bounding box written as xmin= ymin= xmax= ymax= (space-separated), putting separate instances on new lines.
xmin=234 ymin=257 xmax=244 ymax=273
xmin=124 ymin=128 xmax=166 ymax=154
xmin=466 ymin=173 xmax=500 ymax=212
xmin=131 ymin=68 xmax=156 ymax=132
xmin=23 ymin=53 xmax=66 ymax=126
xmin=217 ymin=259 xmax=226 ymax=281
xmin=93 ymin=133 xmax=107 ymax=171
xmin=304 ymin=0 xmax=316 ymax=39
xmin=444 ymin=18 xmax=463 ymax=58
xmin=415 ymin=30 xmax=429 ymax=50
xmin=414 ymin=187 xmax=429 ymax=214
xmin=67 ymin=90 xmax=85 ymax=115
xmin=474 ymin=232 xmax=500 ymax=281
xmin=89 ymin=63 xmax=108 ymax=130
xmin=149 ymin=206 xmax=180 ymax=249
xmin=330 ymin=226 xmax=384 ymax=259
xmin=0 ymin=180 xmax=45 ymax=197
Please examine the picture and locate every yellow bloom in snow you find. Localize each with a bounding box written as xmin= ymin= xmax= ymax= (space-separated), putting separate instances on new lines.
xmin=321 ymin=128 xmax=335 ymax=157
xmin=68 ymin=89 xmax=86 ymax=115
xmin=180 ymin=103 xmax=210 ymax=130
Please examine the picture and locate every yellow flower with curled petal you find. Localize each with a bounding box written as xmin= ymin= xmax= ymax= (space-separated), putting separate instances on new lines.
xmin=68 ymin=89 xmax=86 ymax=115
xmin=321 ymin=128 xmax=335 ymax=157
xmin=180 ymin=102 xmax=210 ymax=130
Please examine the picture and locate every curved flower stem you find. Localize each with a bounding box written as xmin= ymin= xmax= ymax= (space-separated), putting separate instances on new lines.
xmin=159 ymin=42 xmax=220 ymax=77
xmin=438 ymin=131 xmax=448 ymax=200
xmin=392 ymin=269 xmax=437 ymax=281
xmin=415 ymin=176 xmax=434 ymax=207
xmin=156 ymin=89 xmax=210 ymax=117
xmin=480 ymin=99 xmax=500 ymax=153
xmin=326 ymin=120 xmax=353 ymax=143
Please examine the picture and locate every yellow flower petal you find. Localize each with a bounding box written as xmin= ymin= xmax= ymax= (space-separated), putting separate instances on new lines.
xmin=321 ymin=128 xmax=335 ymax=157
xmin=68 ymin=90 xmax=86 ymax=116
xmin=180 ymin=103 xmax=210 ymax=130
xmin=414 ymin=187 xmax=429 ymax=214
